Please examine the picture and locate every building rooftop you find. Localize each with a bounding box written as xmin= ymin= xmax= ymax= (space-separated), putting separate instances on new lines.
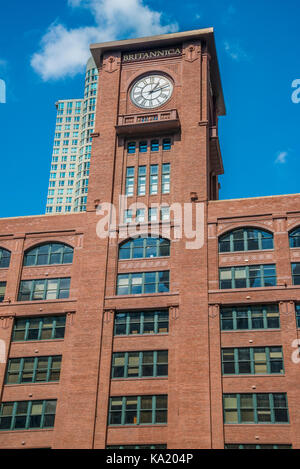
xmin=90 ymin=27 xmax=226 ymax=116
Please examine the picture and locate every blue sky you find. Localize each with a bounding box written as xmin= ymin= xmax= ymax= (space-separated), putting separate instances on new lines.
xmin=0 ymin=0 xmax=299 ymax=218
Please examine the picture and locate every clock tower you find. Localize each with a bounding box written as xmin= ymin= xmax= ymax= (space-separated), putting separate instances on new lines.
xmin=85 ymin=28 xmax=225 ymax=448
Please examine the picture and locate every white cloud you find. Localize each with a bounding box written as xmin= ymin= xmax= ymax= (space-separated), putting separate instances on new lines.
xmin=31 ymin=0 xmax=178 ymax=81
xmin=224 ymin=40 xmax=249 ymax=61
xmin=275 ymin=151 xmax=288 ymax=164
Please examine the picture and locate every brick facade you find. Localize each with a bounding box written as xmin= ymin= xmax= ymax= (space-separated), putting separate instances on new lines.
xmin=0 ymin=28 xmax=299 ymax=449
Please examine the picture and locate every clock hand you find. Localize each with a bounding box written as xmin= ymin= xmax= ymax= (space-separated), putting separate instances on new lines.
xmin=150 ymin=85 xmax=169 ymax=94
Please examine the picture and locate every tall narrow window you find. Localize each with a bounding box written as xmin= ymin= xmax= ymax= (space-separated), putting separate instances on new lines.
xmin=125 ymin=167 xmax=135 ymax=196
xmin=151 ymin=140 xmax=159 ymax=152
xmin=162 ymin=138 xmax=171 ymax=151
xmin=139 ymin=141 xmax=147 ymax=153
xmin=150 ymin=165 xmax=159 ymax=195
xmin=292 ymin=263 xmax=300 ymax=285
xmin=127 ymin=142 xmax=136 ymax=154
xmin=123 ymin=210 xmax=133 ymax=224
xmin=149 ymin=207 xmax=158 ymax=222
xmin=138 ymin=166 xmax=147 ymax=195
xmin=0 ymin=282 xmax=6 ymax=302
xmin=162 ymin=164 xmax=170 ymax=194
xmin=136 ymin=209 xmax=145 ymax=223
xmin=289 ymin=227 xmax=300 ymax=248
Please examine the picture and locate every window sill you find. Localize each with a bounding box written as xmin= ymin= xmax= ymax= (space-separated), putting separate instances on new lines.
xmin=221 ymin=329 xmax=281 ymax=333
xmin=114 ymin=334 xmax=169 ymax=338
xmin=4 ymin=381 xmax=60 ymax=387
xmin=0 ymin=428 xmax=54 ymax=434
xmin=222 ymin=374 xmax=285 ymax=378
xmin=111 ymin=377 xmax=168 ymax=382
xmin=108 ymin=424 xmax=167 ymax=429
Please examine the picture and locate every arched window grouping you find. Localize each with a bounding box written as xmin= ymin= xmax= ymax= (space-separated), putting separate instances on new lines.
xmin=289 ymin=227 xmax=300 ymax=248
xmin=219 ymin=228 xmax=274 ymax=253
xmin=0 ymin=248 xmax=11 ymax=268
xmin=23 ymin=243 xmax=74 ymax=266
xmin=119 ymin=236 xmax=170 ymax=260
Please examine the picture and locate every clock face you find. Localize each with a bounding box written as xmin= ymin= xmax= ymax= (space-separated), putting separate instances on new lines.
xmin=130 ymin=74 xmax=173 ymax=109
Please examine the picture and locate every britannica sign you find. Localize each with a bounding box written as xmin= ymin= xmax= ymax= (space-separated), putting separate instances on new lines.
xmin=122 ymin=47 xmax=182 ymax=62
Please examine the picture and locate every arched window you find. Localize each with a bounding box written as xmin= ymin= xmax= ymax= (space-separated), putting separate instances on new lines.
xmin=219 ymin=228 xmax=273 ymax=253
xmin=23 ymin=243 xmax=74 ymax=266
xmin=119 ymin=236 xmax=170 ymax=260
xmin=0 ymin=248 xmax=11 ymax=268
xmin=289 ymin=227 xmax=300 ymax=248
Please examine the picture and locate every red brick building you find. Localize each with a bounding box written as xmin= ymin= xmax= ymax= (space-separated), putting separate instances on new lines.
xmin=0 ymin=28 xmax=299 ymax=449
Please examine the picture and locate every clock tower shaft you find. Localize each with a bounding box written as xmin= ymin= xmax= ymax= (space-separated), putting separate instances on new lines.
xmin=83 ymin=29 xmax=225 ymax=449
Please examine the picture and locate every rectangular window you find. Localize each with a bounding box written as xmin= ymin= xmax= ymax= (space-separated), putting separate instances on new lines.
xmin=219 ymin=265 xmax=276 ymax=289
xmin=161 ymin=206 xmax=170 ymax=221
xmin=12 ymin=316 xmax=66 ymax=342
xmin=222 ymin=347 xmax=284 ymax=375
xmin=123 ymin=210 xmax=133 ymax=224
xmin=220 ymin=304 xmax=280 ymax=331
xmin=117 ymin=271 xmax=169 ymax=295
xmin=150 ymin=165 xmax=158 ymax=195
xmin=125 ymin=167 xmax=135 ymax=196
xmin=127 ymin=142 xmax=136 ymax=154
xmin=114 ymin=310 xmax=169 ymax=336
xmin=162 ymin=163 xmax=170 ymax=194
xmin=292 ymin=263 xmax=300 ymax=285
xmin=18 ymin=278 xmax=70 ymax=301
xmin=296 ymin=304 xmax=300 ymax=328
xmin=149 ymin=207 xmax=158 ymax=222
xmin=137 ymin=166 xmax=147 ymax=195
xmin=162 ymin=138 xmax=171 ymax=151
xmin=0 ymin=282 xmax=6 ymax=302
xmin=108 ymin=395 xmax=167 ymax=426
xmin=223 ymin=393 xmax=289 ymax=424
xmin=139 ymin=141 xmax=147 ymax=153
xmin=136 ymin=209 xmax=145 ymax=223
xmin=5 ymin=356 xmax=62 ymax=384
xmin=0 ymin=400 xmax=57 ymax=431
xmin=111 ymin=351 xmax=168 ymax=379
xmin=150 ymin=140 xmax=159 ymax=152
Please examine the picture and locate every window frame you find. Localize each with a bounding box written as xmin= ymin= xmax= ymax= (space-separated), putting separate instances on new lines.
xmin=12 ymin=315 xmax=66 ymax=342
xmin=114 ymin=310 xmax=169 ymax=336
xmin=0 ymin=248 xmax=11 ymax=269
xmin=108 ymin=395 xmax=168 ymax=426
xmin=221 ymin=346 xmax=284 ymax=375
xmin=119 ymin=237 xmax=170 ymax=260
xmin=223 ymin=393 xmax=289 ymax=424
xmin=0 ymin=400 xmax=57 ymax=431
xmin=18 ymin=278 xmax=71 ymax=302
xmin=23 ymin=243 xmax=73 ymax=267
xmin=5 ymin=355 xmax=62 ymax=385
xmin=219 ymin=264 xmax=277 ymax=289
xmin=220 ymin=304 xmax=280 ymax=331
xmin=219 ymin=228 xmax=274 ymax=253
xmin=111 ymin=350 xmax=168 ymax=379
xmin=289 ymin=227 xmax=300 ymax=248
xmin=116 ymin=271 xmax=170 ymax=295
